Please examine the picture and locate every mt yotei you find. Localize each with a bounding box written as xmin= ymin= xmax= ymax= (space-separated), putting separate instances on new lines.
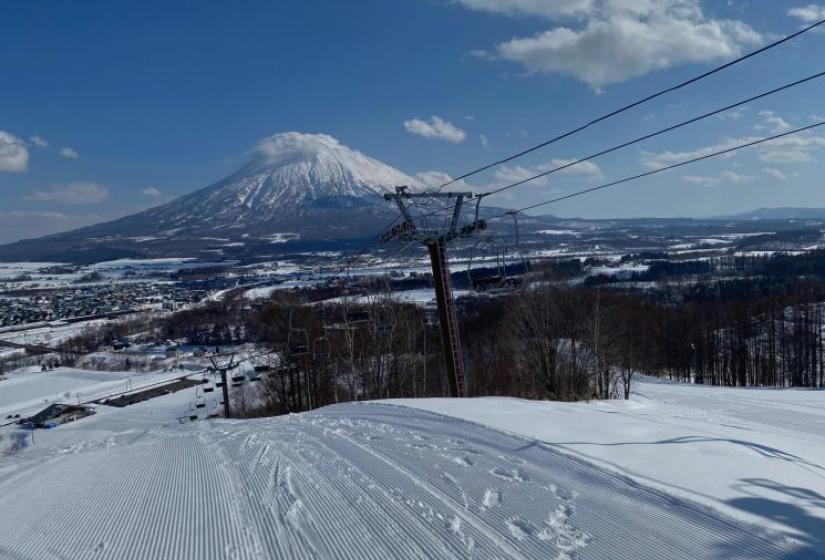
xmin=0 ymin=133 xmax=419 ymax=262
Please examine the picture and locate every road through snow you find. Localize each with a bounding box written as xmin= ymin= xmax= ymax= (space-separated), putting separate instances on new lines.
xmin=0 ymin=401 xmax=810 ymax=559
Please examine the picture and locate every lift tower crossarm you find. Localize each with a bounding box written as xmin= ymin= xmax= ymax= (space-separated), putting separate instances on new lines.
xmin=381 ymin=186 xmax=484 ymax=246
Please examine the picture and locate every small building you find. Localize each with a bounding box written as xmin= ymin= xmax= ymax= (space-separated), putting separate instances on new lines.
xmin=24 ymin=403 xmax=96 ymax=429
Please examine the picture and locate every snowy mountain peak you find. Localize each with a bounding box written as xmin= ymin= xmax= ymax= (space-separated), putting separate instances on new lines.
xmin=132 ymin=131 xmax=420 ymax=229
xmin=241 ymin=131 xmax=418 ymax=195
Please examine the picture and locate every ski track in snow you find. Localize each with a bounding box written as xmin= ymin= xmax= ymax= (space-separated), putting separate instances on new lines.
xmin=0 ymin=403 xmax=811 ymax=559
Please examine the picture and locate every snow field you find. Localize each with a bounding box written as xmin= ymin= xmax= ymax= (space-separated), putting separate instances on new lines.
xmin=389 ymin=377 xmax=825 ymax=552
xmin=0 ymin=367 xmax=196 ymax=418
xmin=0 ymin=399 xmax=811 ymax=559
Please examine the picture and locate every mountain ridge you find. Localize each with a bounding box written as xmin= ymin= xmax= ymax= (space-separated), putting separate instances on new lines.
xmin=712 ymin=207 xmax=825 ymax=221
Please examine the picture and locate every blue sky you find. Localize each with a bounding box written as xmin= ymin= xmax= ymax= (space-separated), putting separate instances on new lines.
xmin=1 ymin=0 xmax=824 ymax=243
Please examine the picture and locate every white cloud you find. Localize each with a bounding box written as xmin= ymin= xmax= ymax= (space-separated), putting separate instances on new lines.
xmin=404 ymin=116 xmax=467 ymax=143
xmin=0 ymin=210 xmax=116 ymax=244
xmin=681 ymin=175 xmax=718 ymax=185
xmin=810 ymin=114 xmax=825 ymax=123
xmin=494 ymin=164 xmax=549 ymax=186
xmin=59 ymin=147 xmax=79 ymax=159
xmin=788 ymin=4 xmax=825 ymax=23
xmin=763 ymin=167 xmax=789 ymax=181
xmin=29 ymin=135 xmax=48 ymax=148
xmin=28 ymin=182 xmax=109 ymax=204
xmin=456 ymin=0 xmax=595 ymax=19
xmin=717 ymin=106 xmax=748 ymax=120
xmin=546 ymin=158 xmax=604 ymax=178
xmin=414 ymin=171 xmax=477 ymax=192
xmin=0 ymin=131 xmax=29 ymax=172
xmin=642 ymin=136 xmax=752 ymax=169
xmin=759 ymin=134 xmax=825 ymax=163
xmin=681 ymin=170 xmax=754 ymax=186
xmin=759 ymin=148 xmax=812 ymax=164
xmin=461 ymin=0 xmax=763 ymax=90
xmin=479 ymin=133 xmax=489 ymax=148
xmin=141 ymin=186 xmax=163 ymax=197
xmin=643 ymin=130 xmax=825 ymax=170
xmin=756 ymin=110 xmax=791 ymax=134
xmin=486 ymin=158 xmax=603 ymax=190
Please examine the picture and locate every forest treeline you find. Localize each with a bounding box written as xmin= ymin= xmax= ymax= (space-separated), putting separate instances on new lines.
xmin=158 ymin=271 xmax=825 ymax=416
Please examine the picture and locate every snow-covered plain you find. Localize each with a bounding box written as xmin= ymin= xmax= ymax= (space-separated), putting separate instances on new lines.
xmin=0 ymin=379 xmax=819 ymax=559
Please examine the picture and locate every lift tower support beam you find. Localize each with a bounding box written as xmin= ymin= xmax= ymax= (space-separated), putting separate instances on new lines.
xmin=381 ymin=186 xmax=486 ymax=397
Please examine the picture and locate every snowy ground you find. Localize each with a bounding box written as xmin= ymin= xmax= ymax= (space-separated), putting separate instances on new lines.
xmin=0 ymin=380 xmax=819 ymax=559
xmin=0 ymin=367 xmax=196 ymax=420
xmin=389 ymin=377 xmax=825 ymax=553
xmin=0 ymin=318 xmax=109 ymax=347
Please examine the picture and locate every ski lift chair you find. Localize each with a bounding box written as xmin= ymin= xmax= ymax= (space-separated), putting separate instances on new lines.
xmin=503 ymin=211 xmax=530 ymax=291
xmin=373 ymin=308 xmax=394 ymax=336
xmin=467 ymin=236 xmax=506 ymax=292
xmin=313 ymin=336 xmax=332 ymax=360
xmin=288 ymin=329 xmax=310 ymax=356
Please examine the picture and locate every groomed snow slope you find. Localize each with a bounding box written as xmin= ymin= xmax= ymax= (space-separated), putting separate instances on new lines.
xmin=389 ymin=377 xmax=825 ymax=554
xmin=0 ymin=390 xmax=813 ymax=559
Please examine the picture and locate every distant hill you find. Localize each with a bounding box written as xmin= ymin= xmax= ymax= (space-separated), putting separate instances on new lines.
xmin=715 ymin=207 xmax=825 ymax=221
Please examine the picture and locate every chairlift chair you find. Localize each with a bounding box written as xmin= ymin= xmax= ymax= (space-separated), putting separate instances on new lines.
xmin=502 ymin=211 xmax=530 ymax=289
xmin=288 ymin=330 xmax=309 ymax=356
xmin=313 ymin=336 xmax=332 ymax=360
xmin=469 ymin=240 xmax=506 ymax=292
xmin=373 ymin=308 xmax=394 ymax=336
xmin=287 ymin=309 xmax=310 ymax=355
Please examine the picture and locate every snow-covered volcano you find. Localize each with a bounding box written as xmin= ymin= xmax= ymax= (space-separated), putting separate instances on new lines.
xmin=0 ymin=133 xmax=420 ymax=262
xmin=143 ymin=132 xmax=418 ymax=228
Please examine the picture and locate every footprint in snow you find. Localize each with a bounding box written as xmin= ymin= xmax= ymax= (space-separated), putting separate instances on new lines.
xmin=537 ymin=504 xmax=591 ymax=555
xmin=452 ymin=455 xmax=473 ymax=467
xmin=505 ymin=517 xmax=534 ymax=541
xmin=491 ymin=467 xmax=529 ymax=482
xmin=547 ymin=482 xmax=578 ymax=502
xmin=481 ymin=488 xmax=501 ymax=510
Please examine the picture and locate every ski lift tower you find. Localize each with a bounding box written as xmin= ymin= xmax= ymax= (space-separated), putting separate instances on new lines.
xmin=208 ymin=353 xmax=236 ymax=419
xmin=381 ymin=186 xmax=486 ymax=397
